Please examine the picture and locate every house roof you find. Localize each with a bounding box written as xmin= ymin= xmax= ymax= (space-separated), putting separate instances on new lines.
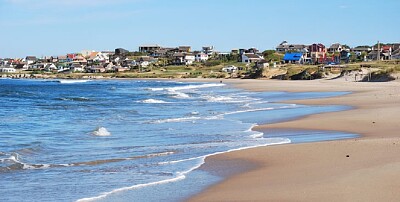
xmin=329 ymin=43 xmax=341 ymax=49
xmin=26 ymin=56 xmax=36 ymax=60
xmin=277 ymin=44 xmax=307 ymax=49
xmin=283 ymin=52 xmax=303 ymax=61
xmin=392 ymin=48 xmax=400 ymax=55
xmin=88 ymin=52 xmax=99 ymax=60
xmin=173 ymin=53 xmax=185 ymax=57
xmin=382 ymin=46 xmax=392 ymax=51
xmin=139 ymin=44 xmax=161 ymax=47
xmin=244 ymin=53 xmax=262 ymax=59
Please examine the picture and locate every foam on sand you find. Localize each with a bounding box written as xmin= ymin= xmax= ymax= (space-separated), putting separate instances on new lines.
xmin=76 ymin=136 xmax=290 ymax=202
xmin=92 ymin=127 xmax=111 ymax=136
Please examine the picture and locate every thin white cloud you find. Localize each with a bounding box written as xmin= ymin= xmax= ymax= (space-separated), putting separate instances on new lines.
xmin=339 ymin=5 xmax=349 ymax=9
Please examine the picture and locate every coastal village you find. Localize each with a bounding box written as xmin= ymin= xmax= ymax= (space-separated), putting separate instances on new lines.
xmin=1 ymin=41 xmax=400 ymax=80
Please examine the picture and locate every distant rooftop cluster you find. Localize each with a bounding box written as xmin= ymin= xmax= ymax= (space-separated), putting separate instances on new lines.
xmin=276 ymin=41 xmax=400 ymax=65
xmin=1 ymin=41 xmax=399 ymax=74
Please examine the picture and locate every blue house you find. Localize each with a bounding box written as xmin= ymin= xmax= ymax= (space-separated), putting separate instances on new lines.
xmin=283 ymin=52 xmax=304 ymax=64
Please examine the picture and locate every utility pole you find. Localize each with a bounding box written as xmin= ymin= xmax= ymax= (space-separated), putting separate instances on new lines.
xmin=377 ymin=40 xmax=380 ymax=61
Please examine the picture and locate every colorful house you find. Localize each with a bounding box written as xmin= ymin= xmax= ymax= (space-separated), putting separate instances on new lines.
xmin=283 ymin=52 xmax=304 ymax=64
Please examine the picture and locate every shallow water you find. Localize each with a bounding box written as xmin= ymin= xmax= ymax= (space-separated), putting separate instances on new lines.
xmin=0 ymin=79 xmax=357 ymax=202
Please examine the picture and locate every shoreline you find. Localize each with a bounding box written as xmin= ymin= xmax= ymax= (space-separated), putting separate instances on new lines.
xmin=187 ymin=79 xmax=400 ymax=201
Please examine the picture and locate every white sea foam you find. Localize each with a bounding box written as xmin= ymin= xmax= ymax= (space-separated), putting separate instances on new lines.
xmin=139 ymin=99 xmax=169 ymax=104
xmin=149 ymin=83 xmax=225 ymax=91
xmin=151 ymin=115 xmax=221 ymax=124
xmin=190 ymin=111 xmax=199 ymax=115
xmin=151 ymin=116 xmax=201 ymax=124
xmin=92 ymin=127 xmax=111 ymax=136
xmin=250 ymin=132 xmax=264 ymax=138
xmin=168 ymin=90 xmax=190 ymax=99
xmin=223 ymin=107 xmax=276 ymax=115
xmin=58 ymin=80 xmax=90 ymax=84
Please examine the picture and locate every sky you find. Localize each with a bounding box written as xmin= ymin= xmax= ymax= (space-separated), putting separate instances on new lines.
xmin=0 ymin=0 xmax=399 ymax=58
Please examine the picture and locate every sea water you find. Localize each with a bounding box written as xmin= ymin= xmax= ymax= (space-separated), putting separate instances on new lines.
xmin=0 ymin=79 xmax=357 ymax=202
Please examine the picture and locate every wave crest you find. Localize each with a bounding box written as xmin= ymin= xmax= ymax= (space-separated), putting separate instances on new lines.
xmin=92 ymin=127 xmax=111 ymax=136
xmin=138 ymin=99 xmax=169 ymax=104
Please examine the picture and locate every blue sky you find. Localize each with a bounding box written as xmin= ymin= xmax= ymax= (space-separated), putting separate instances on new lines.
xmin=0 ymin=0 xmax=399 ymax=58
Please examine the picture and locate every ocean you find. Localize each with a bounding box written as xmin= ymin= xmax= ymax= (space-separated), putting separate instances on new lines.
xmin=0 ymin=79 xmax=357 ymax=202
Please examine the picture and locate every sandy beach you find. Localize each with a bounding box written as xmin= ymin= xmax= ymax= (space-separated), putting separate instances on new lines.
xmin=188 ymin=79 xmax=400 ymax=202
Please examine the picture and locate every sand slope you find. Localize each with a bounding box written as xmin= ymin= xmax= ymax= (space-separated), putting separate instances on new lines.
xmin=188 ymin=79 xmax=400 ymax=202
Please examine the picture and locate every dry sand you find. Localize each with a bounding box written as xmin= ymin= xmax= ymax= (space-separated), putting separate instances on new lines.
xmin=188 ymin=79 xmax=400 ymax=202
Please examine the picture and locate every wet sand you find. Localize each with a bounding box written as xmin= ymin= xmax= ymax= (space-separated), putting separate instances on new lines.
xmin=188 ymin=79 xmax=400 ymax=202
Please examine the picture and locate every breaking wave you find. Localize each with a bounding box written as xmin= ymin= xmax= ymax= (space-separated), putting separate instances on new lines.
xmin=138 ymin=99 xmax=170 ymax=104
xmin=58 ymin=80 xmax=91 ymax=84
xmin=148 ymin=83 xmax=225 ymax=91
xmin=57 ymin=97 xmax=92 ymax=102
xmin=92 ymin=127 xmax=111 ymax=136
xmin=0 ymin=151 xmax=175 ymax=173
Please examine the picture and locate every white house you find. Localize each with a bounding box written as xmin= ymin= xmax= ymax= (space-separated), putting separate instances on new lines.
xmin=70 ymin=64 xmax=85 ymax=72
xmin=195 ymin=52 xmax=209 ymax=62
xmin=241 ymin=53 xmax=264 ymax=63
xmin=44 ymin=63 xmax=57 ymax=71
xmin=25 ymin=56 xmax=37 ymax=65
xmin=222 ymin=65 xmax=238 ymax=73
xmin=184 ymin=53 xmax=195 ymax=65
xmin=88 ymin=52 xmax=110 ymax=63
xmin=0 ymin=67 xmax=16 ymax=73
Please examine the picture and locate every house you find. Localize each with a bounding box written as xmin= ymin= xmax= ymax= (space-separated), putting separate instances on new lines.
xmin=67 ymin=53 xmax=77 ymax=61
xmin=115 ymin=48 xmax=129 ymax=55
xmin=172 ymin=53 xmax=194 ymax=65
xmin=255 ymin=59 xmax=270 ymax=69
xmin=0 ymin=67 xmax=16 ymax=73
xmin=283 ymin=52 xmax=304 ymax=64
xmin=202 ymin=46 xmax=214 ymax=56
xmin=309 ymin=43 xmax=327 ymax=64
xmin=29 ymin=63 xmax=45 ymax=70
xmin=327 ymin=43 xmax=343 ymax=53
xmin=114 ymin=66 xmax=130 ymax=72
xmin=104 ymin=63 xmax=114 ymax=71
xmin=81 ymin=50 xmax=95 ymax=57
xmin=392 ymin=49 xmax=400 ymax=60
xmin=88 ymin=65 xmax=106 ymax=73
xmin=340 ymin=50 xmax=351 ymax=63
xmin=139 ymin=44 xmax=161 ymax=53
xmin=70 ymin=64 xmax=85 ymax=72
xmin=184 ymin=53 xmax=195 ymax=65
xmin=367 ymin=45 xmax=392 ymax=60
xmin=73 ymin=56 xmax=87 ymax=65
xmin=241 ymin=53 xmax=264 ymax=63
xmin=136 ymin=56 xmax=153 ymax=67
xmin=276 ymin=41 xmax=308 ymax=53
xmin=222 ymin=65 xmax=238 ymax=73
xmin=178 ymin=46 xmax=191 ymax=53
xmin=44 ymin=63 xmax=57 ymax=71
xmin=352 ymin=46 xmax=372 ymax=53
xmin=58 ymin=55 xmax=69 ymax=63
xmin=195 ymin=52 xmax=209 ymax=62
xmin=25 ymin=56 xmax=37 ymax=65
xmin=87 ymin=52 xmax=109 ymax=64
xmin=381 ymin=45 xmax=392 ymax=60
